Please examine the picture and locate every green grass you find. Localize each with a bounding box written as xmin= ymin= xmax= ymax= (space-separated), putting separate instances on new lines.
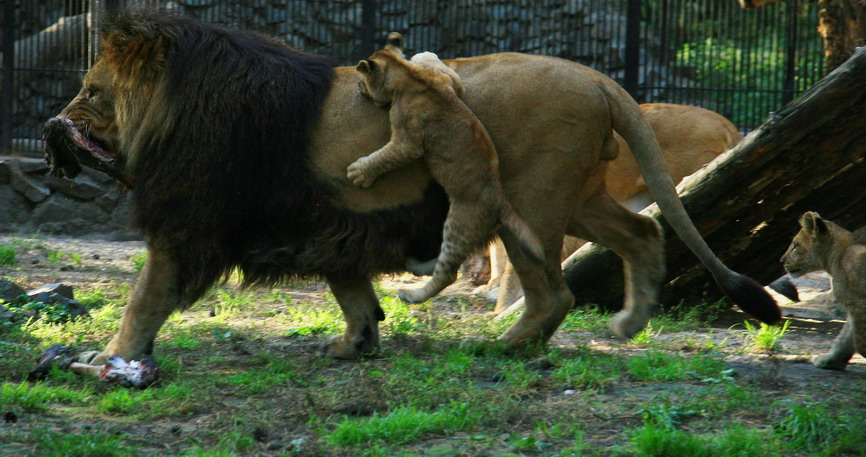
xmin=741 ymin=320 xmax=791 ymax=353
xmin=630 ymin=421 xmax=782 ymax=457
xmin=0 ymin=244 xmax=16 ymax=266
xmin=325 ymin=401 xmax=483 ymax=446
xmin=551 ymin=349 xmax=622 ymax=391
xmin=0 ymin=381 xmax=93 ymax=412
xmin=774 ymin=401 xmax=865 ymax=455
xmin=627 ymin=349 xmax=727 ymax=382
xmin=46 ymin=249 xmax=82 ymax=265
xmin=28 ymin=429 xmax=138 ymax=457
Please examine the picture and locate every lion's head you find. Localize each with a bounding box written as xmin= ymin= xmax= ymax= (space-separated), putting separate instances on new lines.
xmin=782 ymin=212 xmax=831 ymax=278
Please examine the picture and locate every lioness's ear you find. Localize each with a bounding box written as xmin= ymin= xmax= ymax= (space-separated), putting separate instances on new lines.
xmin=800 ymin=211 xmax=827 ymax=235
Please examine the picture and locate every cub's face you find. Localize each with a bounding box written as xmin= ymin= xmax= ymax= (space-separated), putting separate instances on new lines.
xmin=59 ymin=59 xmax=120 ymax=155
xmin=781 ymin=212 xmax=826 ymax=278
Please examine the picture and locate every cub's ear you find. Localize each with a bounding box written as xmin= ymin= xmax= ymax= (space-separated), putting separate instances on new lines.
xmin=356 ymin=60 xmax=376 ymax=75
xmin=384 ymin=32 xmax=405 ymax=58
xmin=101 ymin=29 xmax=166 ymax=82
xmin=800 ymin=211 xmax=827 ymax=235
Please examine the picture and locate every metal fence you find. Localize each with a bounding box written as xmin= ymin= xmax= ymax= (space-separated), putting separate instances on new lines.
xmin=1 ymin=0 xmax=825 ymax=155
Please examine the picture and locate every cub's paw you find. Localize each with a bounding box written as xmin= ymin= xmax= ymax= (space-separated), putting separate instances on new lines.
xmin=813 ymin=353 xmax=848 ymax=371
xmin=346 ymin=158 xmax=377 ymax=188
xmin=398 ymin=288 xmax=432 ymax=304
xmin=320 ymin=334 xmax=379 ymax=360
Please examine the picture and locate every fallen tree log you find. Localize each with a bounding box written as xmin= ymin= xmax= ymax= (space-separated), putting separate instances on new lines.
xmin=562 ymin=46 xmax=866 ymax=310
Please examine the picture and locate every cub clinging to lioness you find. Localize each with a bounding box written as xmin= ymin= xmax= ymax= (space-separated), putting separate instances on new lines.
xmin=782 ymin=212 xmax=866 ymax=370
xmin=347 ymin=37 xmax=544 ymax=304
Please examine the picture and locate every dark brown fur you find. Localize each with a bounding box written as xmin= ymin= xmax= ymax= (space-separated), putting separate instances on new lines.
xmin=92 ymin=9 xmax=449 ymax=303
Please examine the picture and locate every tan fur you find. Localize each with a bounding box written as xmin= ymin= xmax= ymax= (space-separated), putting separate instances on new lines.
xmin=782 ymin=212 xmax=866 ymax=370
xmin=488 ymin=103 xmax=741 ymax=313
xmin=349 ymin=49 xmax=543 ymax=304
xmin=56 ymin=29 xmax=777 ymax=363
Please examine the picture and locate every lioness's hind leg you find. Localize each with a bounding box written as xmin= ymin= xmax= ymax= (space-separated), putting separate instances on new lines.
xmin=815 ymin=313 xmax=857 ymax=370
xmin=97 ymin=246 xmax=186 ymax=364
xmin=324 ymin=274 xmax=384 ymax=359
xmin=496 ymin=226 xmax=573 ymax=346
xmin=567 ymin=192 xmax=664 ymax=339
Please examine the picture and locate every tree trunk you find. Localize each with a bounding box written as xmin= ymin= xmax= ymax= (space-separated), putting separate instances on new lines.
xmin=738 ymin=0 xmax=866 ymax=72
xmin=562 ymin=46 xmax=866 ymax=310
xmin=818 ymin=0 xmax=866 ymax=71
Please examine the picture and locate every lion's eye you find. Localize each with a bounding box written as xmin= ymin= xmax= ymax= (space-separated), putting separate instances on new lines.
xmin=85 ymin=88 xmax=99 ymax=99
xmin=791 ymin=242 xmax=799 ymax=251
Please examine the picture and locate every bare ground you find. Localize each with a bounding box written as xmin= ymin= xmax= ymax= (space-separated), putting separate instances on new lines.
xmin=1 ymin=235 xmax=865 ymax=456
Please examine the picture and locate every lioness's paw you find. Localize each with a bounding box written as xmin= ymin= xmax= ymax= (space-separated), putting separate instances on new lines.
xmin=608 ymin=310 xmax=650 ymax=339
xmin=346 ymin=159 xmax=377 ymax=188
xmin=813 ymin=353 xmax=848 ymax=371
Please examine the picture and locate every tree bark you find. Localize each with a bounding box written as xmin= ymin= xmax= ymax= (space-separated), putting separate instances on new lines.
xmin=818 ymin=0 xmax=866 ymax=71
xmin=738 ymin=0 xmax=866 ymax=72
xmin=563 ymin=46 xmax=866 ymax=310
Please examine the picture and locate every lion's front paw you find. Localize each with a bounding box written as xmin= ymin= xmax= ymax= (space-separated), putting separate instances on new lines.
xmin=346 ymin=158 xmax=378 ymax=188
xmin=813 ymin=353 xmax=848 ymax=371
xmin=321 ymin=334 xmax=379 ymax=360
xmin=608 ymin=310 xmax=651 ymax=339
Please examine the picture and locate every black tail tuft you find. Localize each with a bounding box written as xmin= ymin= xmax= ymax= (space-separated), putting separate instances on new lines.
xmin=719 ymin=272 xmax=782 ymax=325
xmin=768 ymin=277 xmax=799 ymax=302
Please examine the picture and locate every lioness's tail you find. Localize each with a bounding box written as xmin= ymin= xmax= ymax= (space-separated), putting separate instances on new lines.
xmin=500 ymin=204 xmax=546 ymax=265
xmin=602 ymin=84 xmax=781 ymax=325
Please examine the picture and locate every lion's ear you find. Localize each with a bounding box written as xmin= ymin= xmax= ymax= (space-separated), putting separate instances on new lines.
xmin=800 ymin=211 xmax=827 ymax=235
xmin=101 ymin=31 xmax=166 ymax=82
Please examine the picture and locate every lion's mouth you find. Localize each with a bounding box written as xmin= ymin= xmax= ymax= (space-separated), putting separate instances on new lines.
xmin=42 ymin=117 xmax=134 ymax=188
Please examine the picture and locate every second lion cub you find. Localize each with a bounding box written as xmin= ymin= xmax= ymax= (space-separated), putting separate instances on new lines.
xmin=348 ymin=45 xmax=544 ymax=304
xmin=782 ymin=211 xmax=866 ymax=370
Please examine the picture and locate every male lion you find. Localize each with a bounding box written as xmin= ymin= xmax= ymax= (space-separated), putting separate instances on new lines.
xmin=348 ymin=48 xmax=543 ymax=304
xmin=487 ymin=103 xmax=742 ymax=313
xmin=782 ymin=212 xmax=866 ymax=370
xmin=43 ymin=9 xmax=778 ymax=367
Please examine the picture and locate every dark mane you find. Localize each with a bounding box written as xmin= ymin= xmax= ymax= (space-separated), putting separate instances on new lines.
xmin=107 ymin=9 xmax=447 ymax=302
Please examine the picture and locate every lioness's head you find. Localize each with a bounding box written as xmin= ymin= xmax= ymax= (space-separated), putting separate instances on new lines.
xmin=782 ymin=211 xmax=830 ymax=277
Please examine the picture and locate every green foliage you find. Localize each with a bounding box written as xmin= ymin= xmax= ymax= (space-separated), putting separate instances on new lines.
xmin=560 ymin=306 xmax=611 ymax=334
xmin=741 ymin=319 xmax=791 ymax=353
xmin=46 ymin=249 xmax=82 ymax=265
xmin=0 ymin=244 xmax=16 ymax=266
xmin=774 ymin=402 xmax=864 ymax=454
xmin=131 ymin=251 xmax=147 ymax=272
xmin=630 ymin=420 xmax=781 ymax=457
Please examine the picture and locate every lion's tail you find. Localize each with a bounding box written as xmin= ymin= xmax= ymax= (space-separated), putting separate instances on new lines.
xmin=500 ymin=204 xmax=546 ymax=266
xmin=601 ymin=83 xmax=781 ymax=325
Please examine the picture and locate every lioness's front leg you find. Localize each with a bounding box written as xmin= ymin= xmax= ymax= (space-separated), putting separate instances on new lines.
xmin=347 ymin=138 xmax=423 ymax=188
xmin=323 ymin=274 xmax=385 ymax=359
xmin=94 ymin=246 xmax=185 ymax=364
xmin=814 ymin=313 xmax=858 ymax=370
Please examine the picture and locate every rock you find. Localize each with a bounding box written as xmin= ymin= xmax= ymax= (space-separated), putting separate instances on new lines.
xmin=10 ymin=163 xmax=50 ymax=203
xmin=45 ymin=175 xmax=106 ymax=201
xmin=27 ymin=283 xmax=75 ymax=300
xmin=0 ymin=186 xmax=33 ymax=231
xmin=26 ymin=291 xmax=89 ymax=319
xmin=14 ymin=158 xmax=50 ymax=174
xmin=0 ymin=279 xmax=27 ymax=305
xmin=0 ymin=304 xmax=13 ymax=321
xmin=0 ymin=160 xmax=11 ymax=184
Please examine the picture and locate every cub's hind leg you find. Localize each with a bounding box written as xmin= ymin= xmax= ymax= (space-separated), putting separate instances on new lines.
xmin=566 ymin=191 xmax=665 ymax=339
xmin=399 ymin=202 xmax=499 ymax=303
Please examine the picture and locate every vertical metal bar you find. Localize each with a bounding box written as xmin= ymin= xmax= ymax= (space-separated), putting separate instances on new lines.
xmin=2 ymin=0 xmax=15 ymax=154
xmin=782 ymin=0 xmax=798 ymax=104
xmin=624 ymin=0 xmax=641 ymax=100
xmin=359 ymin=0 xmax=376 ymax=60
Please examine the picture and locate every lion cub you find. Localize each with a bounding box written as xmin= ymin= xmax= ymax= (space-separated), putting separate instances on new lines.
xmin=782 ymin=212 xmax=866 ymax=370
xmin=347 ymin=45 xmax=544 ymax=304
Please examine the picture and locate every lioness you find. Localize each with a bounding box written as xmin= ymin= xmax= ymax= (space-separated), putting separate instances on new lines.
xmin=782 ymin=212 xmax=866 ymax=370
xmin=487 ymin=103 xmax=741 ymax=312
xmin=348 ymin=48 xmax=543 ymax=304
xmin=43 ymin=10 xmax=778 ymax=368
